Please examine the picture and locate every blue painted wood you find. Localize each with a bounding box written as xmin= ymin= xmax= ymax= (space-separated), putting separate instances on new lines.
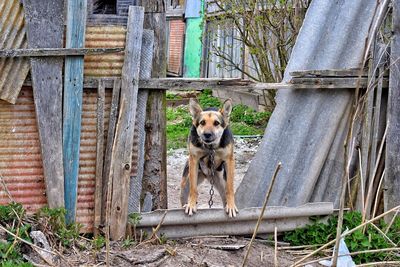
xmin=63 ymin=0 xmax=87 ymax=224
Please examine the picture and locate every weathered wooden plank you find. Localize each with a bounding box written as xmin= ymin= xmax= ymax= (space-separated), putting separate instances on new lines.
xmin=0 ymin=47 xmax=124 ymax=57
xmin=385 ymin=1 xmax=400 ymax=221
xmin=23 ymin=0 xmax=64 ymax=208
xmin=290 ymin=68 xmax=369 ymax=77
xmin=25 ymin=76 xmax=390 ymax=91
xmin=109 ymin=6 xmax=144 ymax=240
xmin=128 ymin=30 xmax=154 ymax=214
xmin=94 ymin=80 xmax=105 ymax=235
xmin=290 ymin=77 xmax=388 ymax=89
xmin=362 ymin=50 xmax=377 ymax=219
xmin=142 ymin=0 xmax=168 ymax=211
xmin=101 ymin=79 xmax=121 ymax=225
xmin=63 ymin=0 xmax=87 ymax=224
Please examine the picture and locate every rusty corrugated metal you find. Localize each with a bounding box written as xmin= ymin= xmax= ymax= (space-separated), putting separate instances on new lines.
xmin=0 ymin=86 xmax=139 ymax=233
xmin=0 ymin=88 xmax=46 ymax=213
xmin=84 ymin=26 xmax=126 ymax=77
xmin=76 ymin=89 xmax=113 ymax=232
xmin=76 ymin=88 xmax=140 ymax=232
xmin=0 ymin=0 xmax=30 ymax=104
xmin=167 ymin=19 xmax=185 ymax=75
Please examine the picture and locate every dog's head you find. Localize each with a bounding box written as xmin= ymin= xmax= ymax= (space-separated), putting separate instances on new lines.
xmin=189 ymin=98 xmax=232 ymax=146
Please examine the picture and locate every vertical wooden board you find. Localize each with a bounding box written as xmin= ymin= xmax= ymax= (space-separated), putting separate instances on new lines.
xmin=385 ymin=1 xmax=400 ymax=219
xmin=101 ymin=79 xmax=121 ymax=225
xmin=23 ymin=0 xmax=65 ymax=208
xmin=94 ymin=80 xmax=105 ymax=234
xmin=128 ymin=29 xmax=154 ymax=214
xmin=109 ymin=6 xmax=144 ymax=240
xmin=142 ymin=1 xmax=168 ymax=211
xmin=63 ymin=0 xmax=87 ymax=223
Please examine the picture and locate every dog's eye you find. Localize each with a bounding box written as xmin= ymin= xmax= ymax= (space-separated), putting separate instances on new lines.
xmin=214 ymin=121 xmax=220 ymax=126
xmin=200 ymin=120 xmax=206 ymax=126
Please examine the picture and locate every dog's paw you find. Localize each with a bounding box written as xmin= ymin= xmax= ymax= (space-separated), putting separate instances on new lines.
xmin=183 ymin=202 xmax=197 ymax=216
xmin=225 ymin=202 xmax=238 ymax=218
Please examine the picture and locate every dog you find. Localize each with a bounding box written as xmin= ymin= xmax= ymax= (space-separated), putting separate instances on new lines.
xmin=180 ymin=98 xmax=238 ymax=217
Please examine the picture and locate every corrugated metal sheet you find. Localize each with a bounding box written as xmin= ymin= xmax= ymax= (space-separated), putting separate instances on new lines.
xmin=237 ymin=0 xmax=380 ymax=208
xmin=167 ymin=19 xmax=185 ymax=75
xmin=84 ymin=26 xmax=126 ymax=77
xmin=0 ymin=87 xmax=120 ymax=233
xmin=76 ymin=88 xmax=112 ymax=232
xmin=0 ymin=0 xmax=30 ymax=104
xmin=0 ymin=88 xmax=46 ymax=213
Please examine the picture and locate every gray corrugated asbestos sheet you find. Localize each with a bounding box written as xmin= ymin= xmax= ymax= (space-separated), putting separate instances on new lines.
xmin=236 ymin=0 xmax=378 ymax=208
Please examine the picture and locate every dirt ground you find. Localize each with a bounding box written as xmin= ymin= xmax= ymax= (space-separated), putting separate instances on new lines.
xmin=26 ymin=137 xmax=323 ymax=267
xmin=167 ymin=137 xmax=262 ymax=209
xmin=45 ymin=236 xmax=302 ymax=266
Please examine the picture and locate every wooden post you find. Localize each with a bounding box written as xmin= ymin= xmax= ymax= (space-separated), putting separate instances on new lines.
xmin=109 ymin=6 xmax=145 ymax=240
xmin=385 ymin=0 xmax=400 ymax=221
xmin=63 ymin=0 xmax=87 ymax=223
xmin=141 ymin=0 xmax=168 ymax=210
xmin=94 ymin=80 xmax=105 ymax=235
xmin=23 ymin=0 xmax=65 ymax=208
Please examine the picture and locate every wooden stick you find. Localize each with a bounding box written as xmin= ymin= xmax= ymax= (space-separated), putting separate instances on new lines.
xmin=94 ymin=79 xmax=105 ymax=235
xmin=291 ymin=205 xmax=400 ymax=267
xmin=371 ymin=169 xmax=385 ymax=219
xmin=0 ymin=224 xmax=71 ymax=266
xmin=135 ymin=211 xmax=168 ymax=248
xmin=384 ymin=209 xmax=399 ymax=235
xmin=0 ymin=173 xmax=14 ymax=202
xmin=278 ymin=244 xmax=324 ymax=250
xmin=299 ymin=247 xmax=400 ymax=266
xmin=369 ymin=222 xmax=396 ymax=247
xmin=363 ymin=126 xmax=387 ymax=224
xmin=0 ymin=47 xmax=124 ymax=57
xmin=274 ymin=226 xmax=278 ymax=267
xmin=357 ymin=261 xmax=400 ymax=267
xmin=242 ymin=162 xmax=282 ymax=267
xmin=358 ymin=148 xmax=365 ymax=213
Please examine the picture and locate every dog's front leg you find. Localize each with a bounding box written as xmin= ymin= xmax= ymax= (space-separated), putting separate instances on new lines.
xmin=225 ymin=153 xmax=238 ymax=217
xmin=184 ymin=154 xmax=199 ymax=216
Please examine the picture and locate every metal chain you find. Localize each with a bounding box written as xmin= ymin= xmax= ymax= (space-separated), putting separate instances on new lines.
xmin=208 ymin=148 xmax=215 ymax=208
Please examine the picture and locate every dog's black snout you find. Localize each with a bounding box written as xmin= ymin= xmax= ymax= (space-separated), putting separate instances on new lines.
xmin=203 ymin=133 xmax=213 ymax=139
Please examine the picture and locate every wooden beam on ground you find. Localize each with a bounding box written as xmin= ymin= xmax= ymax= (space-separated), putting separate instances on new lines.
xmin=0 ymin=47 xmax=124 ymax=57
xmin=141 ymin=0 xmax=168 ymax=211
xmin=94 ymin=80 xmax=105 ymax=235
xmin=63 ymin=0 xmax=87 ymax=224
xmin=109 ymin=6 xmax=144 ymax=240
xmin=385 ymin=1 xmax=400 ymax=222
xmin=23 ymin=0 xmax=65 ymax=208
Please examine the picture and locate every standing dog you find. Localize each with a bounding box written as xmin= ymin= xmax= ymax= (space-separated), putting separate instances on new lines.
xmin=180 ymin=98 xmax=238 ymax=217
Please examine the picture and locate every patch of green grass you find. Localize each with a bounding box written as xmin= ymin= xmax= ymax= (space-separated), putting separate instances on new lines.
xmin=283 ymin=211 xmax=400 ymax=264
xmin=166 ymin=92 xmax=182 ymax=100
xmin=230 ymin=122 xmax=265 ymax=135
xmin=91 ymin=235 xmax=105 ymax=250
xmin=198 ymin=89 xmax=221 ymax=108
xmin=166 ymin=90 xmax=271 ymax=150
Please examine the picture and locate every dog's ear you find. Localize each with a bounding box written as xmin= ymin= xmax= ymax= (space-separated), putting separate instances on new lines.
xmin=189 ymin=98 xmax=202 ymax=118
xmin=220 ymin=98 xmax=233 ymax=123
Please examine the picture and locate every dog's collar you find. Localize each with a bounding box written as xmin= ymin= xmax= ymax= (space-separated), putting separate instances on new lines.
xmin=203 ymin=143 xmax=217 ymax=151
